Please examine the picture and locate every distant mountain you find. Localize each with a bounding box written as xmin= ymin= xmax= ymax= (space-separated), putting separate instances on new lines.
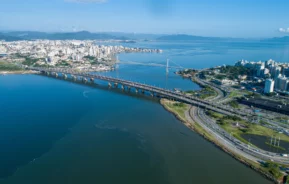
xmin=0 ymin=31 xmax=130 ymax=41
xmin=3 ymin=31 xmax=49 ymax=40
xmin=262 ymin=36 xmax=289 ymax=42
xmin=156 ymin=34 xmax=224 ymax=41
xmin=0 ymin=34 xmax=22 ymax=41
xmin=46 ymin=31 xmax=130 ymax=40
xmin=105 ymin=32 xmax=163 ymax=40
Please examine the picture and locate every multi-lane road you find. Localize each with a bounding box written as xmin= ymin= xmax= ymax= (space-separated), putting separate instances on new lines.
xmin=190 ymin=73 xmax=289 ymax=165
xmin=192 ymin=107 xmax=289 ymax=165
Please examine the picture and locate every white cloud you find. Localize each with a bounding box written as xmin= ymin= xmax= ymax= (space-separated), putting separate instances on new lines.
xmin=65 ymin=0 xmax=107 ymax=3
xmin=279 ymin=28 xmax=289 ymax=33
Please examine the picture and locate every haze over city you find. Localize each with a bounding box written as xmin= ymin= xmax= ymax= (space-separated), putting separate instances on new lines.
xmin=1 ymin=0 xmax=289 ymax=37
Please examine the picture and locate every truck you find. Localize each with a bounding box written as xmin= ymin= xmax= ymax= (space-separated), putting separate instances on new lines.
xmin=281 ymin=154 xmax=288 ymax=157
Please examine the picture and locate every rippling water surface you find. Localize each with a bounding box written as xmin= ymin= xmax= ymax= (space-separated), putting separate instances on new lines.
xmin=1 ymin=40 xmax=286 ymax=184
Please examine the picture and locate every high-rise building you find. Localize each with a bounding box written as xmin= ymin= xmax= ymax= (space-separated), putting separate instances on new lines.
xmin=264 ymin=79 xmax=275 ymax=93
xmin=256 ymin=63 xmax=265 ymax=77
xmin=265 ymin=59 xmax=275 ymax=67
xmin=275 ymin=75 xmax=289 ymax=91
xmin=283 ymin=67 xmax=289 ymax=78
xmin=263 ymin=68 xmax=270 ymax=76
xmin=270 ymin=66 xmax=281 ymax=79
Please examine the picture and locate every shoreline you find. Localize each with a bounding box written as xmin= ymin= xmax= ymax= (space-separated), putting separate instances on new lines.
xmin=1 ymin=68 xmax=284 ymax=183
xmin=0 ymin=70 xmax=39 ymax=75
xmin=160 ymin=98 xmax=280 ymax=184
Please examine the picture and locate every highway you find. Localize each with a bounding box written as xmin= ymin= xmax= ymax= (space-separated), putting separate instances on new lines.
xmin=190 ymin=107 xmax=289 ymax=165
xmin=189 ymin=72 xmax=289 ymax=164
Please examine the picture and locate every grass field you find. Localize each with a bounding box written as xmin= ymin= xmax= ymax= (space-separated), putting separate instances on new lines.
xmin=0 ymin=61 xmax=22 ymax=71
xmin=163 ymin=101 xmax=189 ymax=121
xmin=206 ymin=111 xmax=289 ymax=144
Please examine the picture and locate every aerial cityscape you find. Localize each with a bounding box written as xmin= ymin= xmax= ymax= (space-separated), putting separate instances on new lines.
xmin=0 ymin=40 xmax=161 ymax=71
xmin=1 ymin=0 xmax=289 ymax=184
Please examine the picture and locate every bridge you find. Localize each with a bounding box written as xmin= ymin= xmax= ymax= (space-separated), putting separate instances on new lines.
xmin=27 ymin=66 xmax=253 ymax=118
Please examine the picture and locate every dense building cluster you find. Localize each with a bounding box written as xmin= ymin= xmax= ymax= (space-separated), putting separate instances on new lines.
xmin=0 ymin=40 xmax=162 ymax=67
xmin=235 ymin=59 xmax=289 ymax=94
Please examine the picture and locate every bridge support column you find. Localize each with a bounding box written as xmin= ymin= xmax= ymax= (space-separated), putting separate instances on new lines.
xmin=90 ymin=78 xmax=94 ymax=83
xmin=82 ymin=77 xmax=88 ymax=83
xmin=121 ymin=85 xmax=124 ymax=90
xmin=150 ymin=92 xmax=154 ymax=97
xmin=63 ymin=74 xmax=67 ymax=79
xmin=127 ymin=86 xmax=130 ymax=91
xmin=114 ymin=83 xmax=118 ymax=88
xmin=55 ymin=73 xmax=58 ymax=77
xmin=71 ymin=75 xmax=76 ymax=81
xmin=108 ymin=82 xmax=112 ymax=87
xmin=135 ymin=88 xmax=138 ymax=93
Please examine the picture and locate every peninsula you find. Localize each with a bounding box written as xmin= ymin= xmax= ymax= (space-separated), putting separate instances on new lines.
xmin=165 ymin=59 xmax=289 ymax=183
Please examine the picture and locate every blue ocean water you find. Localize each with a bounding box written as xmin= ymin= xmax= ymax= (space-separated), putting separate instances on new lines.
xmin=0 ymin=40 xmax=284 ymax=184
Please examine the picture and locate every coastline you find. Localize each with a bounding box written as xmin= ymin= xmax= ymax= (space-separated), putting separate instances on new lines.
xmin=1 ymin=69 xmax=284 ymax=183
xmin=160 ymin=98 xmax=280 ymax=184
xmin=0 ymin=70 xmax=39 ymax=75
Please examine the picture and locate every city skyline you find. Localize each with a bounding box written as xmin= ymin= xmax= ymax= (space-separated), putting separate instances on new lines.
xmin=1 ymin=0 xmax=289 ymax=38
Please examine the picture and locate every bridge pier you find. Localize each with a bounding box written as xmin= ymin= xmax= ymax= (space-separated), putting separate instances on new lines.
xmin=71 ymin=75 xmax=77 ymax=81
xmin=63 ymin=74 xmax=67 ymax=79
xmin=127 ymin=86 xmax=131 ymax=91
xmin=114 ymin=83 xmax=118 ymax=88
xmin=90 ymin=78 xmax=94 ymax=83
xmin=70 ymin=74 xmax=76 ymax=81
xmin=135 ymin=88 xmax=138 ymax=93
xmin=108 ymin=82 xmax=112 ymax=87
xmin=55 ymin=73 xmax=58 ymax=77
xmin=121 ymin=85 xmax=124 ymax=90
xmin=82 ymin=77 xmax=88 ymax=83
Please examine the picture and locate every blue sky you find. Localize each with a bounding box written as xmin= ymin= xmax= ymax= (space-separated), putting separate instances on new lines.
xmin=0 ymin=0 xmax=289 ymax=37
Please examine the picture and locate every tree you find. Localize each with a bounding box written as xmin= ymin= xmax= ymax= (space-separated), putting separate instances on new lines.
xmin=264 ymin=162 xmax=282 ymax=179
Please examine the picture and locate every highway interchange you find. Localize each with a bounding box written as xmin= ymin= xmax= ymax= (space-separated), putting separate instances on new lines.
xmin=189 ymin=74 xmax=289 ymax=165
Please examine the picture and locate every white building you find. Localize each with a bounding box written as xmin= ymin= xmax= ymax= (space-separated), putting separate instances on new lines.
xmin=271 ymin=66 xmax=281 ymax=79
xmin=275 ymin=75 xmax=289 ymax=91
xmin=256 ymin=63 xmax=265 ymax=77
xmin=264 ymin=79 xmax=274 ymax=93
xmin=265 ymin=59 xmax=275 ymax=67
xmin=263 ymin=68 xmax=270 ymax=76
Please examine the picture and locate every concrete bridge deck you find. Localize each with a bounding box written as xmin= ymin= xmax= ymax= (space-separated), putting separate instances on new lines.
xmin=27 ymin=67 xmax=253 ymax=118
